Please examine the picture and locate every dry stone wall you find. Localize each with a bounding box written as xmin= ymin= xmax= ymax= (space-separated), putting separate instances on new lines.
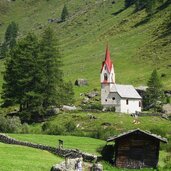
xmin=0 ymin=133 xmax=97 ymax=162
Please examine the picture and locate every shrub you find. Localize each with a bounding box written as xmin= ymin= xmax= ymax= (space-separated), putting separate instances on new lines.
xmin=65 ymin=121 xmax=76 ymax=132
xmin=42 ymin=122 xmax=65 ymax=135
xmin=0 ymin=115 xmax=22 ymax=133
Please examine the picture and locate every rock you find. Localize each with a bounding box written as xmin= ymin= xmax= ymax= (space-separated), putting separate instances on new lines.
xmin=91 ymin=163 xmax=103 ymax=171
xmin=86 ymin=91 xmax=98 ymax=98
xmin=162 ymin=114 xmax=169 ymax=120
xmin=46 ymin=107 xmax=60 ymax=115
xmin=82 ymin=97 xmax=89 ymax=104
xmin=87 ymin=113 xmax=97 ymax=120
xmin=62 ymin=105 xmax=77 ymax=111
xmin=75 ymin=79 xmax=88 ymax=86
xmin=162 ymin=104 xmax=171 ymax=115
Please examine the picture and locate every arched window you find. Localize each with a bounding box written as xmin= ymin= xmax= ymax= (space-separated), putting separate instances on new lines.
xmin=104 ymin=73 xmax=108 ymax=81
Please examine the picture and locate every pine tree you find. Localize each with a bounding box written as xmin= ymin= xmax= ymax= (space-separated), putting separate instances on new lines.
xmin=61 ymin=5 xmax=69 ymax=22
xmin=39 ymin=28 xmax=74 ymax=108
xmin=2 ymin=33 xmax=41 ymax=112
xmin=0 ymin=22 xmax=18 ymax=58
xmin=39 ymin=28 xmax=63 ymax=108
xmin=144 ymin=69 xmax=165 ymax=111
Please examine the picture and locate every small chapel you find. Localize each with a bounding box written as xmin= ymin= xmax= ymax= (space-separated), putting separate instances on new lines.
xmin=100 ymin=45 xmax=142 ymax=114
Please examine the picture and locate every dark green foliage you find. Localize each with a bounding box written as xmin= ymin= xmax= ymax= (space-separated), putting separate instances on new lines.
xmin=144 ymin=69 xmax=165 ymax=111
xmin=0 ymin=21 xmax=18 ymax=58
xmin=2 ymin=28 xmax=74 ymax=121
xmin=125 ymin=0 xmax=166 ymax=14
xmin=124 ymin=0 xmax=136 ymax=8
xmin=61 ymin=5 xmax=69 ymax=22
xmin=100 ymin=145 xmax=115 ymax=164
xmin=39 ymin=28 xmax=63 ymax=108
xmin=65 ymin=121 xmax=76 ymax=132
xmin=0 ymin=115 xmax=23 ymax=133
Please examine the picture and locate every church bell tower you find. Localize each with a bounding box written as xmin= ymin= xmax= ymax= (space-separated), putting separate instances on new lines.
xmin=100 ymin=45 xmax=115 ymax=105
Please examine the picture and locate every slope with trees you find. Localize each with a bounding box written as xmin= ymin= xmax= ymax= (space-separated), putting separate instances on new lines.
xmin=2 ymin=28 xmax=74 ymax=122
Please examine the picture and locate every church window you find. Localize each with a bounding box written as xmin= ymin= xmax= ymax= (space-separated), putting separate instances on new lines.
xmin=126 ymin=99 xmax=129 ymax=105
xmin=112 ymin=97 xmax=115 ymax=100
xmin=139 ymin=101 xmax=141 ymax=107
xmin=105 ymin=99 xmax=107 ymax=102
xmin=104 ymin=73 xmax=108 ymax=81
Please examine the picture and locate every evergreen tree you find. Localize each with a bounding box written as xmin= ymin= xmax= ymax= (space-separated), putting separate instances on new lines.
xmin=61 ymin=5 xmax=69 ymax=22
xmin=144 ymin=69 xmax=165 ymax=111
xmin=124 ymin=0 xmax=136 ymax=8
xmin=0 ymin=22 xmax=18 ymax=58
xmin=2 ymin=33 xmax=41 ymax=112
xmin=39 ymin=28 xmax=63 ymax=108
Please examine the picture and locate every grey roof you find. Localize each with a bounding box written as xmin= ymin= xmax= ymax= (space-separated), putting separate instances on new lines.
xmin=111 ymin=84 xmax=142 ymax=99
xmin=107 ymin=128 xmax=168 ymax=143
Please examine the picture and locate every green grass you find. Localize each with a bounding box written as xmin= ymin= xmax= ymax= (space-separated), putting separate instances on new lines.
xmin=3 ymin=133 xmax=170 ymax=171
xmin=0 ymin=142 xmax=62 ymax=171
xmin=0 ymin=0 xmax=171 ymax=102
xmin=8 ymin=134 xmax=105 ymax=155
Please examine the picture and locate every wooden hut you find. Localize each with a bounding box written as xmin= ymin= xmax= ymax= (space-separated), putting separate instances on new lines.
xmin=107 ymin=129 xmax=167 ymax=169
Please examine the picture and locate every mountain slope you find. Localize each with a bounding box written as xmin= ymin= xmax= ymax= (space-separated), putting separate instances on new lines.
xmin=0 ymin=0 xmax=170 ymax=99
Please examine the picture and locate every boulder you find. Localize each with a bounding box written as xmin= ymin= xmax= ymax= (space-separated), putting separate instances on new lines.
xmin=75 ymin=79 xmax=88 ymax=86
xmin=82 ymin=97 xmax=89 ymax=104
xmin=91 ymin=163 xmax=103 ymax=171
xmin=46 ymin=107 xmax=60 ymax=115
xmin=162 ymin=104 xmax=171 ymax=115
xmin=86 ymin=91 xmax=99 ymax=98
xmin=62 ymin=105 xmax=77 ymax=111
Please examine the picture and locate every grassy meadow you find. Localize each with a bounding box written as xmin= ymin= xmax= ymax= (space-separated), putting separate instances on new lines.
xmin=0 ymin=142 xmax=62 ymax=171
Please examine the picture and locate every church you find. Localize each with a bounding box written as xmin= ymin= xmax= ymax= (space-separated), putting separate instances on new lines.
xmin=100 ymin=45 xmax=142 ymax=114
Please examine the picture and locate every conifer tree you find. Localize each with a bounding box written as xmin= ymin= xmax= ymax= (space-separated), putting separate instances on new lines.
xmin=0 ymin=22 xmax=18 ymax=58
xmin=2 ymin=33 xmax=41 ymax=112
xmin=61 ymin=5 xmax=69 ymax=22
xmin=144 ymin=69 xmax=165 ymax=111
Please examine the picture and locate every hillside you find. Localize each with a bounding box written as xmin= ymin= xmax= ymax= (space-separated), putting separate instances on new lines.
xmin=0 ymin=0 xmax=171 ymax=100
xmin=0 ymin=142 xmax=62 ymax=171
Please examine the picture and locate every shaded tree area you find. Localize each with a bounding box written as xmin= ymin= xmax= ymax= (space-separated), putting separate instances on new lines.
xmin=2 ymin=28 xmax=74 ymax=122
xmin=61 ymin=4 xmax=69 ymax=22
xmin=0 ymin=21 xmax=18 ymax=58
xmin=124 ymin=0 xmax=167 ymax=14
xmin=144 ymin=69 xmax=165 ymax=112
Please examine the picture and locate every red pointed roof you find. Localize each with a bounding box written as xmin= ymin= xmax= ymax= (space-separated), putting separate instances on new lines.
xmin=101 ymin=45 xmax=113 ymax=73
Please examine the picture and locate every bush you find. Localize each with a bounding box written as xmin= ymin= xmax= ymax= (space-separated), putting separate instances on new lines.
xmin=42 ymin=122 xmax=65 ymax=135
xmin=0 ymin=115 xmax=22 ymax=133
xmin=91 ymin=127 xmax=115 ymax=140
xmin=65 ymin=121 xmax=76 ymax=132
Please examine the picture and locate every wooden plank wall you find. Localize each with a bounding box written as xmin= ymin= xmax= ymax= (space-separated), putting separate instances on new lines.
xmin=114 ymin=133 xmax=159 ymax=169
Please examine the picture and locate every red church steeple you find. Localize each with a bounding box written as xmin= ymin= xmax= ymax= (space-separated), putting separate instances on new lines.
xmin=101 ymin=45 xmax=113 ymax=73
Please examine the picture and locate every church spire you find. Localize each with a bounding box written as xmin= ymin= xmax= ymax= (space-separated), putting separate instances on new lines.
xmin=101 ymin=44 xmax=113 ymax=73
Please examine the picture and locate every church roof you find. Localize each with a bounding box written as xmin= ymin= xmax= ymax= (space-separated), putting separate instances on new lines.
xmin=111 ymin=84 xmax=142 ymax=99
xmin=101 ymin=45 xmax=113 ymax=73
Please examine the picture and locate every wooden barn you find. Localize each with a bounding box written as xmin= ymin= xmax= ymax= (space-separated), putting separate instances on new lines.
xmin=107 ymin=129 xmax=167 ymax=169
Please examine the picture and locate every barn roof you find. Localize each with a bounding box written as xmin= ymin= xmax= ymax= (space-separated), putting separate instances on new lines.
xmin=107 ymin=128 xmax=168 ymax=143
xmin=101 ymin=45 xmax=113 ymax=73
xmin=111 ymin=84 xmax=142 ymax=99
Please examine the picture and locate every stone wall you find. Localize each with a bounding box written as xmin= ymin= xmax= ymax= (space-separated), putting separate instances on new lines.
xmin=0 ymin=133 xmax=97 ymax=162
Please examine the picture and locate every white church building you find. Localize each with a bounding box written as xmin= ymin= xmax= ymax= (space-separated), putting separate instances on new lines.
xmin=100 ymin=46 xmax=142 ymax=114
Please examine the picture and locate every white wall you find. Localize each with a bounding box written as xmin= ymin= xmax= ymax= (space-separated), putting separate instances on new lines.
xmin=100 ymin=64 xmax=115 ymax=83
xmin=120 ymin=99 xmax=141 ymax=114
